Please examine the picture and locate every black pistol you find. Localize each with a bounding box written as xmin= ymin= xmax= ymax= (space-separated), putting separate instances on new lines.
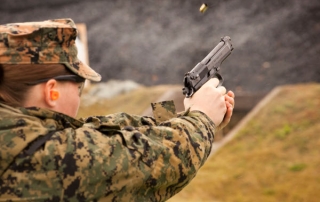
xmin=182 ymin=36 xmax=233 ymax=98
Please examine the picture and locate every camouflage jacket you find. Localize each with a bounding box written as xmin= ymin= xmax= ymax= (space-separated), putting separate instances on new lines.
xmin=0 ymin=101 xmax=215 ymax=202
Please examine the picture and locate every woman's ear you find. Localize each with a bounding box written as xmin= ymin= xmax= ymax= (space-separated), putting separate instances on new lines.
xmin=44 ymin=79 xmax=59 ymax=107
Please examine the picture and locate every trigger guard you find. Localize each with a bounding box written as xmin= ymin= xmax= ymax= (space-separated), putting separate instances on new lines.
xmin=215 ymin=73 xmax=224 ymax=87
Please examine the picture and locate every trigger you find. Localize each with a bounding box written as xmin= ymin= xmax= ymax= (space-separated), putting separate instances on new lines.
xmin=215 ymin=73 xmax=224 ymax=87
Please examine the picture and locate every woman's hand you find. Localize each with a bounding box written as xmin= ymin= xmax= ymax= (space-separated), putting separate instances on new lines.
xmin=217 ymin=90 xmax=235 ymax=130
xmin=184 ymin=78 xmax=228 ymax=127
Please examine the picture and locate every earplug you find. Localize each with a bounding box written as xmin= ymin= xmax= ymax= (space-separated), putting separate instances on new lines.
xmin=50 ymin=90 xmax=59 ymax=100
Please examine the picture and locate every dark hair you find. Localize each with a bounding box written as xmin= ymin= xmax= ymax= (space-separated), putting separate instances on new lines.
xmin=0 ymin=64 xmax=73 ymax=107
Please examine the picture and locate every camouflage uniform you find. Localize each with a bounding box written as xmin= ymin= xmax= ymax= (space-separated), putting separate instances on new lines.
xmin=0 ymin=101 xmax=215 ymax=201
xmin=0 ymin=19 xmax=216 ymax=201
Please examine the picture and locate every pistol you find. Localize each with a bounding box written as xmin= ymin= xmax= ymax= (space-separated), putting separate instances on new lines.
xmin=182 ymin=36 xmax=233 ymax=97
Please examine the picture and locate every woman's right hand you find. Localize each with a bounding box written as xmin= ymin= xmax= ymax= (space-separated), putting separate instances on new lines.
xmin=183 ymin=78 xmax=227 ymax=127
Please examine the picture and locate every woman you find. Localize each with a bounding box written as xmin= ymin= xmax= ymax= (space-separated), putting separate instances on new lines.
xmin=0 ymin=19 xmax=234 ymax=201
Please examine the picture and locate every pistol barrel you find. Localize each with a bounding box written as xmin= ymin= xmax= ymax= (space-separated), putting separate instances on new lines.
xmin=201 ymin=36 xmax=233 ymax=68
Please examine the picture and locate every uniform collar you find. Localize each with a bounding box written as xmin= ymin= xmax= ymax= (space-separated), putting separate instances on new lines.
xmin=0 ymin=103 xmax=84 ymax=129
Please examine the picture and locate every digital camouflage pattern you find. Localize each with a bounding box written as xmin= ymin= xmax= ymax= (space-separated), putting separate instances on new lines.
xmin=151 ymin=100 xmax=177 ymax=124
xmin=0 ymin=100 xmax=215 ymax=202
xmin=0 ymin=18 xmax=101 ymax=82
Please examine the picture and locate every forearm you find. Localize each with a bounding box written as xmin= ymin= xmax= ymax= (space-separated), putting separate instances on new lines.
xmin=79 ymin=104 xmax=215 ymax=201
xmin=80 ymin=108 xmax=215 ymax=200
xmin=120 ymin=110 xmax=215 ymax=200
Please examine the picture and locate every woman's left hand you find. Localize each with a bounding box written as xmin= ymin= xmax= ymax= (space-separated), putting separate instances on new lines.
xmin=217 ymin=90 xmax=235 ymax=130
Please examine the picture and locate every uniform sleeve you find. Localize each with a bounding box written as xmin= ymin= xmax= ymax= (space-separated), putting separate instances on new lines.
xmin=51 ymin=110 xmax=215 ymax=201
xmin=120 ymin=110 xmax=216 ymax=201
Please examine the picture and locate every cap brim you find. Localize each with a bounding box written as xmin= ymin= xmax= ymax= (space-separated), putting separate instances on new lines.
xmin=65 ymin=60 xmax=102 ymax=82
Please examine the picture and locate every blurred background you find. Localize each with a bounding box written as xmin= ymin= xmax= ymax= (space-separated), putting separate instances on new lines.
xmin=1 ymin=0 xmax=319 ymax=94
xmin=1 ymin=1 xmax=320 ymax=201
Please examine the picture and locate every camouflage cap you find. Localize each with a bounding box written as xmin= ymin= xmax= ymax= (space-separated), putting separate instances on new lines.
xmin=0 ymin=18 xmax=101 ymax=82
